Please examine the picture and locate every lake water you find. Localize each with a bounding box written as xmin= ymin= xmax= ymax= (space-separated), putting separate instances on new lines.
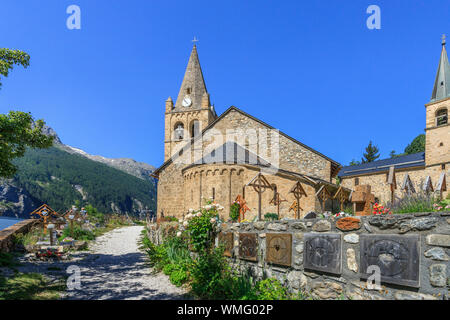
xmin=0 ymin=217 xmax=23 ymax=231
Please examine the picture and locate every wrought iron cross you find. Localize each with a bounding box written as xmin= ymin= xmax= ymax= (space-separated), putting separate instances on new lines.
xmin=246 ymin=173 xmax=273 ymax=220
xmin=289 ymin=181 xmax=307 ymax=219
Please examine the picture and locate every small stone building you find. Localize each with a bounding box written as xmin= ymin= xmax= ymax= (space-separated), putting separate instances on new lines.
xmin=339 ymin=38 xmax=450 ymax=204
xmin=153 ymin=45 xmax=342 ymax=220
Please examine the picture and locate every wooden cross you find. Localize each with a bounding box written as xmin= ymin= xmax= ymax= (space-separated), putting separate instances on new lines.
xmin=387 ymin=166 xmax=397 ymax=203
xmin=333 ymin=186 xmax=350 ymax=211
xmin=246 ymin=173 xmax=273 ymax=220
xmin=269 ymin=192 xmax=287 ymax=220
xmin=30 ymin=204 xmax=59 ymax=234
xmin=235 ymin=195 xmax=250 ymax=222
xmin=316 ymin=185 xmax=331 ymax=213
xmin=289 ymin=181 xmax=307 ymax=219
xmin=289 ymin=200 xmax=303 ymax=218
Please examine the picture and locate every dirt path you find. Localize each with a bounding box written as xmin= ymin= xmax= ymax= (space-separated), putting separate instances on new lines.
xmin=17 ymin=226 xmax=188 ymax=300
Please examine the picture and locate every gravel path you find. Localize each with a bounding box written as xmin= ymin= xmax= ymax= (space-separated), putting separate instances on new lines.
xmin=16 ymin=226 xmax=189 ymax=300
xmin=65 ymin=226 xmax=188 ymax=300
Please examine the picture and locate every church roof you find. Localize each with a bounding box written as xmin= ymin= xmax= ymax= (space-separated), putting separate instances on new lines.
xmin=174 ymin=45 xmax=207 ymax=110
xmin=338 ymin=152 xmax=425 ymax=178
xmin=154 ymin=106 xmax=341 ymax=176
xmin=430 ymin=35 xmax=450 ymax=103
xmin=182 ymin=141 xmax=272 ymax=171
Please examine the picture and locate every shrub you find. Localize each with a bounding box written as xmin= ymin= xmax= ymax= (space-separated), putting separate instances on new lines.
xmin=169 ymin=268 xmax=189 ymax=287
xmin=61 ymin=226 xmax=95 ymax=241
xmin=264 ymin=213 xmax=278 ymax=221
xmin=184 ymin=201 xmax=219 ymax=252
xmin=229 ymin=202 xmax=240 ymax=222
xmin=190 ymin=247 xmax=233 ymax=299
xmin=255 ymin=278 xmax=290 ymax=300
xmin=389 ymin=193 xmax=437 ymax=214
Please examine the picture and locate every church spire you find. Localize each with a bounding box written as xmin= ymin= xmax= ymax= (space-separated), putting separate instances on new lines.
xmin=431 ymin=34 xmax=450 ymax=102
xmin=174 ymin=44 xmax=208 ymax=110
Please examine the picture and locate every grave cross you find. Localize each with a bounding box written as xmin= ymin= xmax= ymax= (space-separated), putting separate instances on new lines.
xmin=235 ymin=195 xmax=250 ymax=222
xmin=246 ymin=173 xmax=273 ymax=220
xmin=30 ymin=204 xmax=59 ymax=234
xmin=289 ymin=181 xmax=307 ymax=219
xmin=333 ymin=186 xmax=350 ymax=211
xmin=269 ymin=191 xmax=287 ymax=220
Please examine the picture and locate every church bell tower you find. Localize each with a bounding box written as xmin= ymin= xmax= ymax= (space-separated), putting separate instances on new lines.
xmin=164 ymin=43 xmax=217 ymax=161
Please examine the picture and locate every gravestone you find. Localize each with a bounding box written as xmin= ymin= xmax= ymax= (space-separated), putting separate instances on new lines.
xmin=304 ymin=212 xmax=317 ymax=219
xmin=266 ymin=233 xmax=292 ymax=267
xmin=218 ymin=232 xmax=234 ymax=257
xmin=360 ymin=234 xmax=420 ymax=287
xmin=304 ymin=233 xmax=342 ymax=275
xmin=239 ymin=233 xmax=258 ymax=261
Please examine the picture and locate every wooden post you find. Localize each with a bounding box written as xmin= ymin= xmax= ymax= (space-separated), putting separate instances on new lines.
xmin=246 ymin=173 xmax=273 ymax=221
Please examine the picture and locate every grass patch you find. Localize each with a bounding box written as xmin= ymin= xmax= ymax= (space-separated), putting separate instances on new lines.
xmin=0 ymin=273 xmax=64 ymax=300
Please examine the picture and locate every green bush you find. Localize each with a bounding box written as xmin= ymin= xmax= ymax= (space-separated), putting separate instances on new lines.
xmin=163 ymin=264 xmax=176 ymax=276
xmin=389 ymin=193 xmax=437 ymax=214
xmin=255 ymin=278 xmax=290 ymax=300
xmin=169 ymin=268 xmax=189 ymax=287
xmin=264 ymin=213 xmax=278 ymax=221
xmin=229 ymin=202 xmax=240 ymax=222
xmin=61 ymin=226 xmax=95 ymax=241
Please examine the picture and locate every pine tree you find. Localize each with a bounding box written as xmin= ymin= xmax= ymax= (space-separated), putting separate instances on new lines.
xmin=361 ymin=141 xmax=380 ymax=163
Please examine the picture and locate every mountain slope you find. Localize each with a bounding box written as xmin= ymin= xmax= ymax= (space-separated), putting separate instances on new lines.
xmin=1 ymin=147 xmax=156 ymax=218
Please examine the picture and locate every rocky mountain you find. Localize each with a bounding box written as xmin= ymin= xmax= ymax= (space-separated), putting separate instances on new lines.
xmin=0 ymin=126 xmax=157 ymax=219
xmin=43 ymin=125 xmax=156 ymax=182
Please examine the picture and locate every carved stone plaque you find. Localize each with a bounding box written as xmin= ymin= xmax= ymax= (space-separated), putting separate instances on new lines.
xmin=239 ymin=233 xmax=258 ymax=261
xmin=360 ymin=234 xmax=420 ymax=287
xmin=266 ymin=233 xmax=292 ymax=267
xmin=218 ymin=232 xmax=234 ymax=257
xmin=304 ymin=233 xmax=342 ymax=275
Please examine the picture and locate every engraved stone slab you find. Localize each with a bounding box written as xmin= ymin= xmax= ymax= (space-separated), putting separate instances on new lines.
xmin=304 ymin=233 xmax=342 ymax=275
xmin=266 ymin=233 xmax=292 ymax=267
xmin=239 ymin=233 xmax=258 ymax=261
xmin=218 ymin=232 xmax=234 ymax=257
xmin=360 ymin=234 xmax=420 ymax=288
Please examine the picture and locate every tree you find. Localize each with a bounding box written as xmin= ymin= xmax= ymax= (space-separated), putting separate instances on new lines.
xmin=0 ymin=48 xmax=30 ymax=89
xmin=0 ymin=111 xmax=54 ymax=177
xmin=404 ymin=134 xmax=425 ymax=155
xmin=361 ymin=141 xmax=380 ymax=163
xmin=349 ymin=159 xmax=361 ymax=166
xmin=1 ymin=48 xmax=53 ymax=178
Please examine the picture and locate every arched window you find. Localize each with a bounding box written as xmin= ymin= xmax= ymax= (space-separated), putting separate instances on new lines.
xmin=436 ymin=108 xmax=448 ymax=126
xmin=191 ymin=120 xmax=200 ymax=138
xmin=174 ymin=123 xmax=184 ymax=140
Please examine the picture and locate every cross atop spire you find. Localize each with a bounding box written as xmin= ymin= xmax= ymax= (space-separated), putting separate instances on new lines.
xmin=192 ymin=36 xmax=199 ymax=45
xmin=442 ymin=34 xmax=446 ymax=46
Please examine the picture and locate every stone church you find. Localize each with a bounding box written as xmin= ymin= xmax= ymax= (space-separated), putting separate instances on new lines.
xmin=339 ymin=38 xmax=449 ymax=204
xmin=153 ymin=45 xmax=342 ymax=220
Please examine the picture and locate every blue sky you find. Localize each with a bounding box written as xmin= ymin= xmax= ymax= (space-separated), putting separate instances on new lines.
xmin=0 ymin=0 xmax=449 ymax=167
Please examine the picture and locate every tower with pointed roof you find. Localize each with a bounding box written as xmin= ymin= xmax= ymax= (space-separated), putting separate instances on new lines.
xmin=425 ymin=35 xmax=450 ymax=168
xmin=164 ymin=44 xmax=217 ymax=161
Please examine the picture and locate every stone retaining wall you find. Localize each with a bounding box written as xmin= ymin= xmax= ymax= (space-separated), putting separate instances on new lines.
xmin=0 ymin=219 xmax=37 ymax=253
xmin=147 ymin=212 xmax=450 ymax=300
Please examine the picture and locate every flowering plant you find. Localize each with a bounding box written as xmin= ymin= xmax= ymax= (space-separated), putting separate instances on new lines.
xmin=230 ymin=201 xmax=240 ymax=222
xmin=372 ymin=203 xmax=392 ymax=215
xmin=180 ymin=200 xmax=222 ymax=252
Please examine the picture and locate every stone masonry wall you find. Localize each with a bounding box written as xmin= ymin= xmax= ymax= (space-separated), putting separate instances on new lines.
xmin=148 ymin=213 xmax=450 ymax=300
xmin=341 ymin=167 xmax=449 ymax=205
xmin=0 ymin=219 xmax=36 ymax=253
